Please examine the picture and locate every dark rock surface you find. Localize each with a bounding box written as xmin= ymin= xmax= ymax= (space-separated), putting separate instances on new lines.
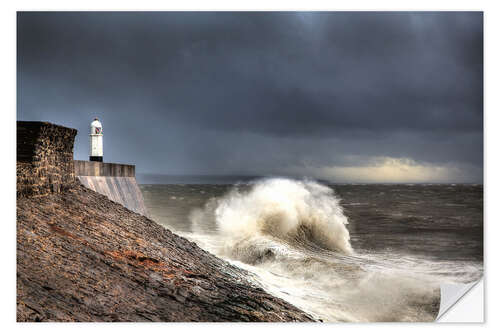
xmin=17 ymin=182 xmax=315 ymax=322
xmin=16 ymin=120 xmax=315 ymax=322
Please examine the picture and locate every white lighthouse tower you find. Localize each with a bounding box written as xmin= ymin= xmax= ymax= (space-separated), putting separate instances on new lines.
xmin=89 ymin=118 xmax=103 ymax=162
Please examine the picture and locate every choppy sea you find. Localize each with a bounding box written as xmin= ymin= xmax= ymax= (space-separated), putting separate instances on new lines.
xmin=140 ymin=179 xmax=483 ymax=322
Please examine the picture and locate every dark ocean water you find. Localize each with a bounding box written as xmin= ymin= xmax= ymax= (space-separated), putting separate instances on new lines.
xmin=140 ymin=180 xmax=483 ymax=322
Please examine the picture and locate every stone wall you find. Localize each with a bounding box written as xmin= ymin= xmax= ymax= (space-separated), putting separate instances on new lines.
xmin=17 ymin=121 xmax=78 ymax=197
xmin=77 ymin=176 xmax=149 ymax=217
xmin=73 ymin=161 xmax=148 ymax=216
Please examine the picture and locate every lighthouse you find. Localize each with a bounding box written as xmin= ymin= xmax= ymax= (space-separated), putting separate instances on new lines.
xmin=89 ymin=118 xmax=103 ymax=162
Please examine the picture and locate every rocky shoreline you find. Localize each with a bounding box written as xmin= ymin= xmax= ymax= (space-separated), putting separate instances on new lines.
xmin=16 ymin=121 xmax=315 ymax=322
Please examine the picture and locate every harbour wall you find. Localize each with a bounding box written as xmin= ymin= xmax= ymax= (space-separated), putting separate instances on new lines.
xmin=17 ymin=121 xmax=149 ymax=217
xmin=74 ymin=161 xmax=149 ymax=217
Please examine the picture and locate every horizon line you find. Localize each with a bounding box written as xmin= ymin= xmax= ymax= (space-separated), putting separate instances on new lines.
xmin=135 ymin=173 xmax=483 ymax=185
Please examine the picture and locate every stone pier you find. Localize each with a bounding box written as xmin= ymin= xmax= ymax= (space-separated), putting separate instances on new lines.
xmin=74 ymin=161 xmax=148 ymax=217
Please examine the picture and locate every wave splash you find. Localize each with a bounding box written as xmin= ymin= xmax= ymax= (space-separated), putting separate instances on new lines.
xmin=187 ymin=178 xmax=441 ymax=321
xmin=191 ymin=178 xmax=352 ymax=263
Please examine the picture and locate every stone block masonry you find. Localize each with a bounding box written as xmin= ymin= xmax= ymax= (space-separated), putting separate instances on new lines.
xmin=16 ymin=121 xmax=148 ymax=217
xmin=17 ymin=121 xmax=78 ymax=197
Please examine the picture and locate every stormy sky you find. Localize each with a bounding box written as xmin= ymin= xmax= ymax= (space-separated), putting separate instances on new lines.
xmin=17 ymin=12 xmax=483 ymax=183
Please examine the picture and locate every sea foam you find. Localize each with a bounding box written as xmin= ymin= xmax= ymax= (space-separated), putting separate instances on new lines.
xmin=191 ymin=178 xmax=352 ymax=263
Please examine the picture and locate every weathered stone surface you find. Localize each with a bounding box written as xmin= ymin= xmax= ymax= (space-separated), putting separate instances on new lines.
xmin=17 ymin=184 xmax=314 ymax=322
xmin=16 ymin=121 xmax=315 ymax=322
xmin=76 ymin=176 xmax=149 ymax=217
xmin=17 ymin=121 xmax=77 ymax=198
xmin=74 ymin=161 xmax=135 ymax=177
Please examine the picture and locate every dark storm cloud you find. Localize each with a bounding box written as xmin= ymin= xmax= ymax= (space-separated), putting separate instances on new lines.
xmin=17 ymin=12 xmax=483 ymax=182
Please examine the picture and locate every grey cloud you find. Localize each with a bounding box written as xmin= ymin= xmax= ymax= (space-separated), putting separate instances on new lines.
xmin=17 ymin=12 xmax=483 ymax=182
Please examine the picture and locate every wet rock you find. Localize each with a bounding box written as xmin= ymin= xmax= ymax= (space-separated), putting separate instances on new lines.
xmin=16 ymin=120 xmax=315 ymax=322
xmin=17 ymin=183 xmax=315 ymax=322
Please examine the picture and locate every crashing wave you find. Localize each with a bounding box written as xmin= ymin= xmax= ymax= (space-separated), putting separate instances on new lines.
xmin=190 ymin=178 xmax=352 ymax=263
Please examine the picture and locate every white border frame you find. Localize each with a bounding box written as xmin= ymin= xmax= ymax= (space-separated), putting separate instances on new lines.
xmin=3 ymin=1 xmax=497 ymax=332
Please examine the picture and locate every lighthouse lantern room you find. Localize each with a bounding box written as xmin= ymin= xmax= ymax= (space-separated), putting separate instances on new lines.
xmin=89 ymin=118 xmax=103 ymax=162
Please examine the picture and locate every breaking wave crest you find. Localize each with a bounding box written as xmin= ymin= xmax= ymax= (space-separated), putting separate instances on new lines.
xmin=190 ymin=178 xmax=352 ymax=264
xmin=185 ymin=179 xmax=443 ymax=321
